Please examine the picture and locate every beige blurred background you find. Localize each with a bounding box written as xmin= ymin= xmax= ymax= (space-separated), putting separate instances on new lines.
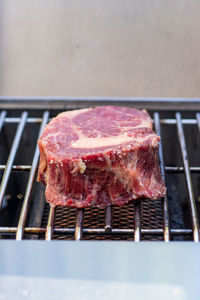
xmin=0 ymin=0 xmax=200 ymax=97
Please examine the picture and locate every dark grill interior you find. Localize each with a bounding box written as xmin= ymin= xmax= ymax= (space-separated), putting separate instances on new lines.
xmin=0 ymin=98 xmax=199 ymax=242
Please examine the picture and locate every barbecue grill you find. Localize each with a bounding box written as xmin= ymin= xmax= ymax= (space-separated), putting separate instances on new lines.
xmin=0 ymin=97 xmax=199 ymax=243
xmin=1 ymin=97 xmax=200 ymax=300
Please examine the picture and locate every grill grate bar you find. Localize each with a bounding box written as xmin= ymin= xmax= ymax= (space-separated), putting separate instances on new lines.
xmin=165 ymin=166 xmax=200 ymax=173
xmin=16 ymin=111 xmax=49 ymax=240
xmin=160 ymin=119 xmax=197 ymax=125
xmin=134 ymin=202 xmax=141 ymax=241
xmin=0 ymin=165 xmax=31 ymax=171
xmin=5 ymin=117 xmax=42 ymax=123
xmin=45 ymin=205 xmax=55 ymax=241
xmin=154 ymin=112 xmax=170 ymax=242
xmin=176 ymin=112 xmax=200 ymax=242
xmin=75 ymin=209 xmax=84 ymax=240
xmin=105 ymin=206 xmax=112 ymax=232
xmin=197 ymin=113 xmax=200 ymax=132
xmin=3 ymin=117 xmax=199 ymax=125
xmin=1 ymin=164 xmax=200 ymax=173
xmin=0 ymin=111 xmax=6 ymax=131
xmin=0 ymin=227 xmax=194 ymax=235
xmin=0 ymin=112 xmax=28 ymax=207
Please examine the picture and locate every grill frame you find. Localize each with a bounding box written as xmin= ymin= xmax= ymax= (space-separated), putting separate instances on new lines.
xmin=0 ymin=97 xmax=200 ymax=242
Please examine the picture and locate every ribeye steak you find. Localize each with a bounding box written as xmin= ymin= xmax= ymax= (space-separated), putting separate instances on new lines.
xmin=37 ymin=106 xmax=166 ymax=207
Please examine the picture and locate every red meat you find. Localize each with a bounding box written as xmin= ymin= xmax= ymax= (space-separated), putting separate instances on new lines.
xmin=37 ymin=106 xmax=166 ymax=207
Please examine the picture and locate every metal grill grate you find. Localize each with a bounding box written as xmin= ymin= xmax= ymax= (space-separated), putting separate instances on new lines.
xmin=0 ymin=97 xmax=200 ymax=242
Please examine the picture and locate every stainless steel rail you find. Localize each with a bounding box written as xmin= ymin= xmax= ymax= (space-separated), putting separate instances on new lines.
xmin=0 ymin=111 xmax=6 ymax=131
xmin=16 ymin=111 xmax=49 ymax=240
xmin=45 ymin=205 xmax=55 ymax=241
xmin=176 ymin=112 xmax=200 ymax=242
xmin=1 ymin=165 xmax=200 ymax=173
xmin=105 ymin=206 xmax=112 ymax=232
xmin=0 ymin=112 xmax=28 ymax=207
xmin=0 ymin=96 xmax=200 ymax=111
xmin=75 ymin=209 xmax=84 ymax=240
xmin=197 ymin=113 xmax=200 ymax=132
xmin=134 ymin=202 xmax=141 ymax=241
xmin=2 ymin=117 xmax=199 ymax=125
xmin=0 ymin=227 xmax=195 ymax=236
xmin=154 ymin=112 xmax=170 ymax=242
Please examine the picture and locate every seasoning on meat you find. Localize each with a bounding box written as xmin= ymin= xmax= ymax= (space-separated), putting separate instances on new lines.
xmin=37 ymin=106 xmax=166 ymax=207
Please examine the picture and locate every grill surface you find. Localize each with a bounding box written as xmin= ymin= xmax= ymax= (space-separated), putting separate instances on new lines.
xmin=0 ymin=97 xmax=199 ymax=242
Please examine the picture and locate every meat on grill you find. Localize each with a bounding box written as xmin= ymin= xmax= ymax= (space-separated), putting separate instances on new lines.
xmin=37 ymin=106 xmax=166 ymax=207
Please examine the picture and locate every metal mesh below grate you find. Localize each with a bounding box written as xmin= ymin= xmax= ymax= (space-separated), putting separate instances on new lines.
xmin=39 ymin=199 xmax=163 ymax=241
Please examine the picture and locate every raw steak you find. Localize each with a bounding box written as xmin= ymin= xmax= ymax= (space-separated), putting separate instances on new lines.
xmin=37 ymin=106 xmax=166 ymax=207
